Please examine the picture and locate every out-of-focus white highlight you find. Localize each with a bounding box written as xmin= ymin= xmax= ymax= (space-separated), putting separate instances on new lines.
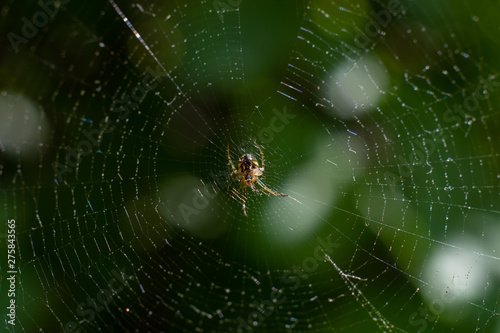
xmin=326 ymin=56 xmax=389 ymax=119
xmin=422 ymin=236 xmax=489 ymax=312
xmin=268 ymin=131 xmax=366 ymax=242
xmin=0 ymin=92 xmax=49 ymax=157
xmin=159 ymin=175 xmax=229 ymax=239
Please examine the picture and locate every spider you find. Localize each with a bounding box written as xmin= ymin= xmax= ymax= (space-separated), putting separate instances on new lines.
xmin=227 ymin=141 xmax=287 ymax=217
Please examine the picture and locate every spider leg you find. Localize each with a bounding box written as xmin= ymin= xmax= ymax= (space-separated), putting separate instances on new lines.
xmin=234 ymin=185 xmax=247 ymax=217
xmin=241 ymin=187 xmax=247 ymax=217
xmin=257 ymin=179 xmax=287 ymax=197
xmin=227 ymin=144 xmax=236 ymax=172
xmin=229 ymin=185 xmax=248 ymax=217
xmin=230 ymin=169 xmax=239 ymax=181
xmin=254 ymin=141 xmax=264 ymax=170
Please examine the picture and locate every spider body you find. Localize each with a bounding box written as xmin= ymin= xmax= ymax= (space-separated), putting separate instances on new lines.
xmin=238 ymin=154 xmax=262 ymax=187
xmin=227 ymin=142 xmax=287 ymax=217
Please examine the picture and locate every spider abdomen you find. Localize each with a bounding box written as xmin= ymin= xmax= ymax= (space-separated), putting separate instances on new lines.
xmin=238 ymin=154 xmax=259 ymax=173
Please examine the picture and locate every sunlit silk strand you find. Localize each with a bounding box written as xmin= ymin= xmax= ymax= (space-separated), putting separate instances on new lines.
xmin=108 ymin=0 xmax=182 ymax=94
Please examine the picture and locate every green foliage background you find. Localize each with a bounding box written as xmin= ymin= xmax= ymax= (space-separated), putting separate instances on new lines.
xmin=1 ymin=0 xmax=499 ymax=332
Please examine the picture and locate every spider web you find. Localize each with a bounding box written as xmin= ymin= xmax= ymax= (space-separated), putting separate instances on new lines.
xmin=1 ymin=0 xmax=500 ymax=332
